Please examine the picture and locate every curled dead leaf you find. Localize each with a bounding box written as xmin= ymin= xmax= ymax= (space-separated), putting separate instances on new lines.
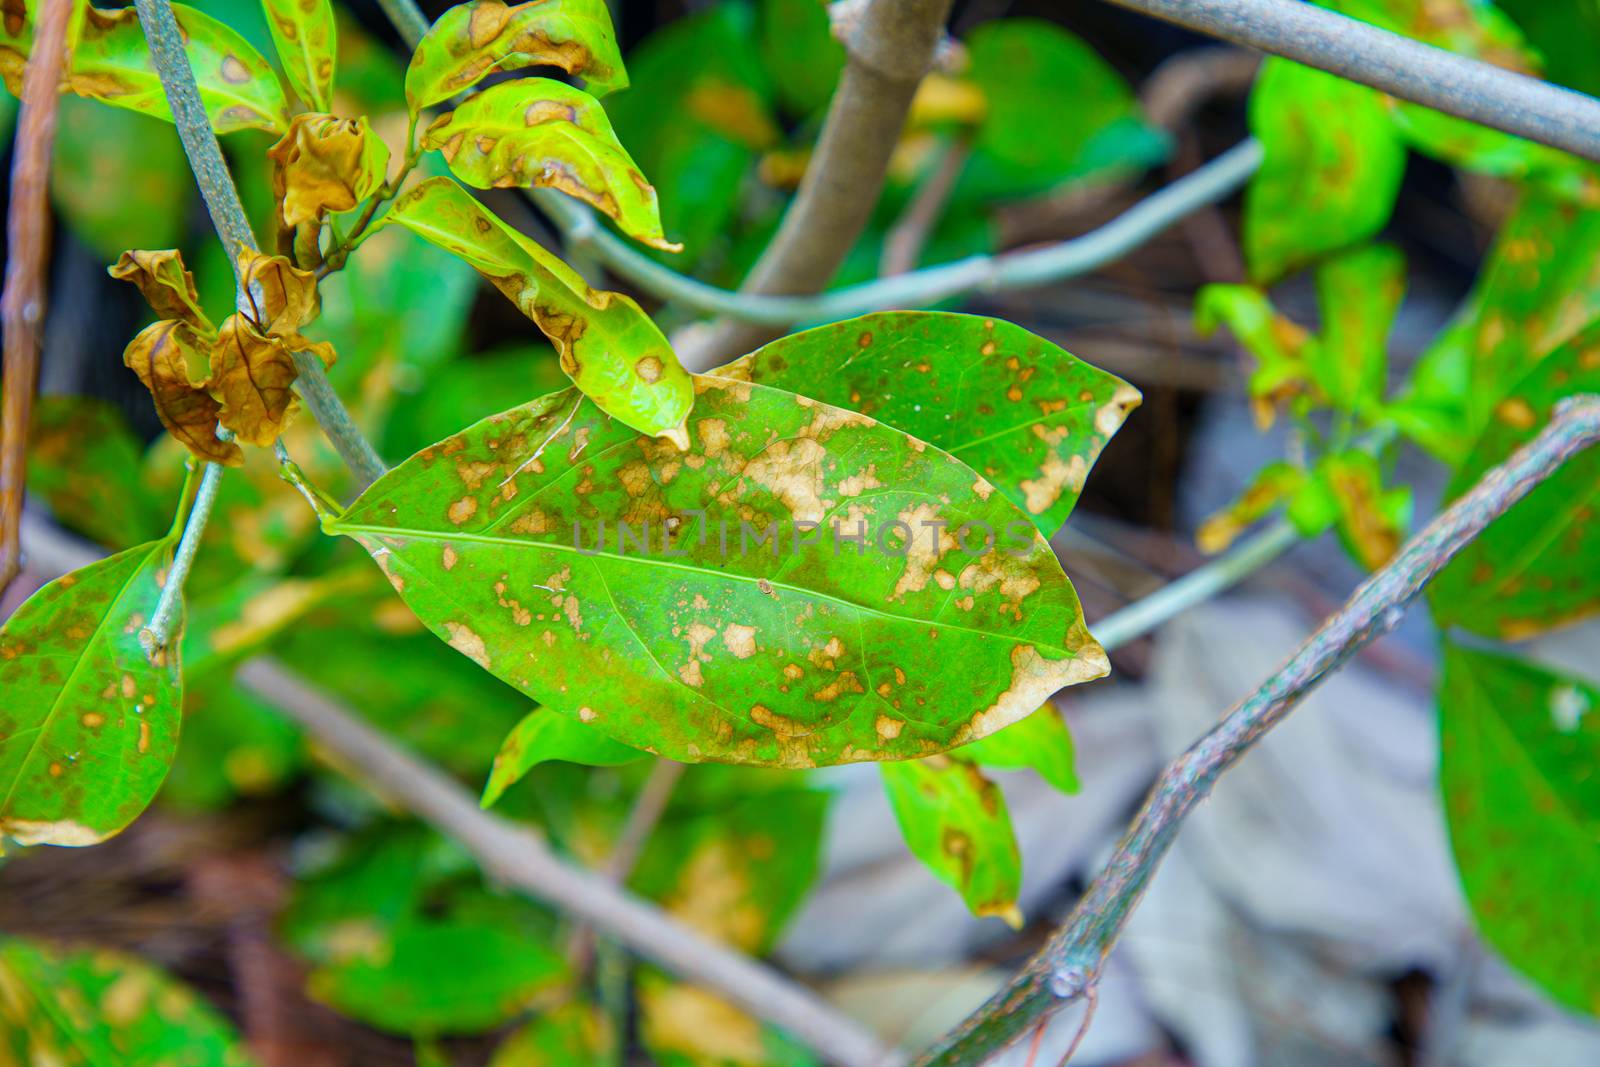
xmin=267 ymin=112 xmax=390 ymax=228
xmin=108 ymin=249 xmax=214 ymax=332
xmin=210 ymin=315 xmax=333 ymax=446
xmin=236 ymin=249 xmax=322 ymax=335
xmin=121 ymin=320 xmax=242 ymax=466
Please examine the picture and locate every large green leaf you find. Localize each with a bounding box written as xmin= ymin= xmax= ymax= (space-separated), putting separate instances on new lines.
xmin=881 ymin=754 xmax=1022 ymax=923
xmin=51 ymin=96 xmax=190 ymax=262
xmin=261 ymin=0 xmax=336 ymax=111
xmin=379 ymin=176 xmax=693 ymax=443
xmin=0 ymin=538 xmax=181 ymax=847
xmin=70 ymin=4 xmax=290 ymax=135
xmin=1439 ymin=644 xmax=1600 ymax=1015
xmin=404 ymin=0 xmax=625 ymax=112
xmin=954 ymin=702 xmax=1077 ymax=795
xmin=0 ymin=938 xmax=253 ymax=1065
xmin=422 ymin=77 xmax=675 ymax=250
xmin=27 ymin=395 xmax=166 ymax=550
xmin=1244 ymin=57 xmax=1406 ymax=283
xmin=1429 ymin=324 xmax=1600 ymax=640
xmin=480 ymin=706 xmax=644 ymax=808
xmin=329 ymin=376 xmax=1108 ymax=767
xmin=718 ymin=312 xmax=1141 ymax=536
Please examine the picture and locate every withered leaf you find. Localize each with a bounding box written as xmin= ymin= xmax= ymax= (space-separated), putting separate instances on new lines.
xmin=236 ymin=248 xmax=322 ymax=335
xmin=211 ymin=314 xmax=333 ymax=447
xmin=109 ymin=248 xmax=214 ymax=333
xmin=122 ymin=319 xmax=242 ymax=466
xmin=267 ymin=113 xmax=390 ymax=228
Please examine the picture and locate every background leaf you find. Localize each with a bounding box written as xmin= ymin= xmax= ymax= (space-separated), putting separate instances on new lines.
xmin=261 ymin=0 xmax=336 ymax=111
xmin=481 ymin=707 xmax=643 ymax=808
xmin=27 ymin=395 xmax=166 ymax=549
xmin=50 ymin=96 xmax=190 ymax=262
xmin=953 ymin=702 xmax=1078 ymax=795
xmin=1309 ymin=242 xmax=1403 ymax=413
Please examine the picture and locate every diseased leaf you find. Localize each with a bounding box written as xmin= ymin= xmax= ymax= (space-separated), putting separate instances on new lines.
xmin=954 ymin=703 xmax=1078 ymax=795
xmin=261 ymin=0 xmax=336 ymax=111
xmin=0 ymin=539 xmax=182 ymax=847
xmin=1310 ymin=243 xmax=1403 ymax=414
xmin=111 ymin=248 xmax=215 ymax=332
xmin=638 ymin=973 xmax=818 ymax=1067
xmin=330 ymin=376 xmax=1109 ymax=767
xmin=1318 ymin=451 xmax=1410 ymax=572
xmin=70 ymin=4 xmax=290 ymax=135
xmin=27 ymin=396 xmax=167 ymax=550
xmin=211 ymin=314 xmax=321 ymax=446
xmin=423 ymin=77 xmax=677 ymax=251
xmin=0 ymin=938 xmax=253 ymax=1065
xmin=1244 ymin=57 xmax=1406 ymax=283
xmin=1438 ymin=644 xmax=1600 ymax=1015
xmin=881 ymin=754 xmax=1023 ymax=924
xmin=490 ymin=1001 xmax=615 ymax=1067
xmin=380 ymin=176 xmax=692 ymax=442
xmin=52 ymin=97 xmax=190 ymax=263
xmin=236 ymin=247 xmax=322 ymax=334
xmin=404 ymin=0 xmax=626 ymax=113
xmin=481 ymin=707 xmax=643 ymax=807
xmin=719 ymin=312 xmax=1140 ymax=536
xmin=268 ymin=112 xmax=390 ymax=228
xmin=0 ymin=0 xmax=34 ymax=93
xmin=1429 ymin=325 xmax=1600 ymax=639
xmin=1196 ymin=461 xmax=1305 ymax=554
xmin=122 ymin=319 xmax=244 ymax=467
xmin=1194 ymin=283 xmax=1315 ymax=427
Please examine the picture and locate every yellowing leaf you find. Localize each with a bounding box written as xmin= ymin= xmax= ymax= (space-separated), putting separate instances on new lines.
xmin=122 ymin=319 xmax=243 ymax=467
xmin=1196 ymin=462 xmax=1304 ymax=554
xmin=379 ymin=176 xmax=692 ymax=442
xmin=211 ymin=314 xmax=331 ymax=447
xmin=69 ymin=5 xmax=289 ymax=135
xmin=268 ymin=113 xmax=390 ymax=228
xmin=404 ymin=0 xmax=626 ymax=113
xmin=262 ymin=0 xmax=337 ymax=111
xmin=1194 ymin=284 xmax=1315 ymax=428
xmin=1310 ymin=242 xmax=1404 ymax=414
xmin=423 ymin=77 xmax=677 ymax=251
xmin=236 ymin=248 xmax=322 ymax=335
xmin=1318 ymin=452 xmax=1410 ymax=572
xmin=109 ymin=248 xmax=214 ymax=333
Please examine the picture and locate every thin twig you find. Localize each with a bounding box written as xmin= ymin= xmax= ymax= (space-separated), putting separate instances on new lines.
xmin=674 ymin=0 xmax=955 ymax=368
xmin=0 ymin=0 xmax=73 ymax=595
xmin=142 ymin=448 xmax=229 ymax=651
xmin=1098 ymin=0 xmax=1600 ymax=161
xmin=881 ymin=137 xmax=972 ymax=277
xmin=915 ymin=395 xmax=1600 ymax=1066
xmin=132 ymin=0 xmax=387 ymax=490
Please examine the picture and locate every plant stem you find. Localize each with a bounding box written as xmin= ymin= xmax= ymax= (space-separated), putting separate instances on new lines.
xmin=143 ymin=453 xmax=227 ymax=651
xmin=377 ymin=0 xmax=429 ymax=48
xmin=1095 ymin=519 xmax=1299 ymax=652
xmin=0 ymin=0 xmax=73 ymax=595
xmin=132 ymin=0 xmax=388 ymax=490
xmin=916 ymin=395 xmax=1600 ymax=1066
xmin=1099 ymin=0 xmax=1600 ymax=161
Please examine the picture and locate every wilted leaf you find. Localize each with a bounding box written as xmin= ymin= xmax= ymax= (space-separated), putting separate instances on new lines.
xmin=1310 ymin=243 xmax=1403 ymax=413
xmin=69 ymin=4 xmax=289 ymax=135
xmin=954 ymin=703 xmax=1077 ymax=795
xmin=236 ymin=248 xmax=322 ymax=333
xmin=268 ymin=112 xmax=390 ymax=228
xmin=330 ymin=377 xmax=1108 ymax=767
xmin=1244 ymin=57 xmax=1405 ymax=283
xmin=404 ymin=0 xmax=626 ymax=113
xmin=1438 ymin=644 xmax=1600 ymax=1016
xmin=122 ymin=319 xmax=244 ymax=467
xmin=1195 ymin=284 xmax=1315 ymax=427
xmin=1429 ymin=325 xmax=1600 ymax=639
xmin=262 ymin=0 xmax=336 ymax=110
xmin=881 ymin=754 xmax=1023 ymax=923
xmin=211 ymin=315 xmax=312 ymax=446
xmin=720 ymin=312 xmax=1140 ymax=536
xmin=0 ymin=539 xmax=182 ymax=847
xmin=424 ymin=77 xmax=676 ymax=251
xmin=110 ymin=248 xmax=215 ymax=332
xmin=490 ymin=1001 xmax=615 ymax=1067
xmin=1318 ymin=451 xmax=1410 ymax=571
xmin=28 ymin=395 xmax=167 ymax=550
xmin=380 ymin=175 xmax=692 ymax=442
xmin=1196 ymin=462 xmax=1304 ymax=554
xmin=0 ymin=938 xmax=253 ymax=1065
xmin=52 ymin=97 xmax=190 ymax=263
xmin=481 ymin=707 xmax=643 ymax=808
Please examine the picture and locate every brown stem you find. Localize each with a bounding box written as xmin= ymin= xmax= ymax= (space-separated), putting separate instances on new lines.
xmin=915 ymin=395 xmax=1600 ymax=1066
xmin=0 ymin=0 xmax=72 ymax=595
xmin=676 ymin=0 xmax=953 ymax=369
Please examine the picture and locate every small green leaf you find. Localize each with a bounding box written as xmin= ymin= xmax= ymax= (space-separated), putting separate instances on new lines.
xmin=0 ymin=937 xmax=253 ymax=1065
xmin=1194 ymin=283 xmax=1315 ymax=426
xmin=423 ymin=77 xmax=676 ymax=251
xmin=261 ymin=0 xmax=336 ymax=111
xmin=0 ymin=538 xmax=182 ymax=847
xmin=1310 ymin=243 xmax=1404 ymax=414
xmin=380 ymin=176 xmax=692 ymax=443
xmin=27 ymin=395 xmax=166 ymax=550
xmin=1244 ymin=57 xmax=1405 ymax=283
xmin=70 ymin=4 xmax=290 ymax=135
xmin=1438 ymin=643 xmax=1600 ymax=1016
xmin=1316 ymin=451 xmax=1410 ymax=572
xmin=720 ymin=312 xmax=1141 ymax=536
xmin=404 ymin=0 xmax=626 ymax=113
xmin=490 ymin=1001 xmax=615 ymax=1067
xmin=1429 ymin=324 xmax=1600 ymax=640
xmin=954 ymin=703 xmax=1078 ymax=795
xmin=329 ymin=377 xmax=1109 ymax=767
xmin=481 ymin=706 xmax=644 ymax=808
xmin=881 ymin=755 xmax=1023 ymax=924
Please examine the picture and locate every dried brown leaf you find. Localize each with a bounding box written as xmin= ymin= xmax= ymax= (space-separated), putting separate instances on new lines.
xmin=121 ymin=319 xmax=242 ymax=466
xmin=267 ymin=112 xmax=389 ymax=228
xmin=108 ymin=249 xmax=214 ymax=333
